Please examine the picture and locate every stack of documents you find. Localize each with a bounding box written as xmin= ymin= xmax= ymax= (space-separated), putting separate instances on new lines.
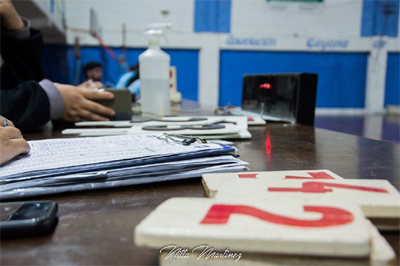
xmin=0 ymin=135 xmax=248 ymax=200
xmin=61 ymin=116 xmax=252 ymax=139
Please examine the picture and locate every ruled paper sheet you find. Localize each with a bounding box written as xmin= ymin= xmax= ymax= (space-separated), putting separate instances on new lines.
xmin=0 ymin=135 xmax=225 ymax=179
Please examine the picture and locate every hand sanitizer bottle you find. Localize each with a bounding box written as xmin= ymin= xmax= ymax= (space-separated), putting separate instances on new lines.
xmin=139 ymin=23 xmax=172 ymax=117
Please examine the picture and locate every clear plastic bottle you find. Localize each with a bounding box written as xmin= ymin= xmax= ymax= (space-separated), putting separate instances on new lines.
xmin=139 ymin=24 xmax=172 ymax=116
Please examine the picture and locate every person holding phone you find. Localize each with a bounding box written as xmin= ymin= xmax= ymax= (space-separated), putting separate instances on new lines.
xmin=0 ymin=116 xmax=30 ymax=165
xmin=0 ymin=0 xmax=116 ymax=131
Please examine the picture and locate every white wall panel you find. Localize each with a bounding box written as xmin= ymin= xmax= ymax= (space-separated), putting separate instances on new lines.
xmin=231 ymin=0 xmax=362 ymax=37
xmin=65 ymin=0 xmax=194 ymax=34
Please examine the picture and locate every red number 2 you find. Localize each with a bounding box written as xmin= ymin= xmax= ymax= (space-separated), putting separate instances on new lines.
xmin=268 ymin=181 xmax=389 ymax=194
xmin=200 ymin=204 xmax=353 ymax=227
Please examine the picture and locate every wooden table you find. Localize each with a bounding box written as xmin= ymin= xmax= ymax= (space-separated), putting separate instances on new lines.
xmin=1 ymin=113 xmax=399 ymax=265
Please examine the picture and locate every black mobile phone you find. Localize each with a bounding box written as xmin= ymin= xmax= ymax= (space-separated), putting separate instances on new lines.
xmin=0 ymin=201 xmax=58 ymax=238
xmin=96 ymin=89 xmax=133 ymax=120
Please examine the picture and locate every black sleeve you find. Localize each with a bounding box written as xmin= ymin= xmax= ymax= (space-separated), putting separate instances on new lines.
xmin=0 ymin=81 xmax=50 ymax=131
xmin=0 ymin=28 xmax=45 ymax=88
xmin=0 ymin=28 xmax=50 ymax=131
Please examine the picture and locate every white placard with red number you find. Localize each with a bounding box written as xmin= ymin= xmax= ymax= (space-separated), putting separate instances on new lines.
xmin=202 ymin=170 xmax=344 ymax=198
xmin=158 ymin=220 xmax=395 ymax=266
xmin=135 ymin=198 xmax=370 ymax=258
xmin=214 ymin=179 xmax=400 ymax=218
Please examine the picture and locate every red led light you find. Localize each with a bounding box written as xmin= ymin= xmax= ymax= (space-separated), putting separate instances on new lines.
xmin=260 ymin=83 xmax=271 ymax=89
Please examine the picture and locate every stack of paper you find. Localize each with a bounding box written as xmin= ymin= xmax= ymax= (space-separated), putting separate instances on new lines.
xmin=0 ymin=135 xmax=248 ymax=200
xmin=61 ymin=116 xmax=252 ymax=139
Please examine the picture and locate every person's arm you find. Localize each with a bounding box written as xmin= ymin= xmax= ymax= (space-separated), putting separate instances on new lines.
xmin=0 ymin=0 xmax=115 ymax=128
xmin=0 ymin=0 xmax=24 ymax=31
xmin=54 ymin=83 xmax=116 ymax=122
xmin=1 ymin=80 xmax=118 ymax=130
xmin=0 ymin=80 xmax=51 ymax=131
xmin=0 ymin=0 xmax=52 ymax=130
xmin=0 ymin=22 xmax=45 ymax=85
xmin=0 ymin=0 xmax=44 ymax=86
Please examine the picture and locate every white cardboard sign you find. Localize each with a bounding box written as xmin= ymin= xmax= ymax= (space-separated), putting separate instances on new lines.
xmin=135 ymin=197 xmax=370 ymax=258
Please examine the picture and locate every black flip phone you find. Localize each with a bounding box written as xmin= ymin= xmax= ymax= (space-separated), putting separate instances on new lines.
xmin=0 ymin=201 xmax=58 ymax=238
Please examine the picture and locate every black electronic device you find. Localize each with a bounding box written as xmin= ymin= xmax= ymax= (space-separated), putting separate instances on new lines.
xmin=0 ymin=201 xmax=58 ymax=238
xmin=96 ymin=89 xmax=133 ymax=120
xmin=241 ymin=73 xmax=318 ymax=126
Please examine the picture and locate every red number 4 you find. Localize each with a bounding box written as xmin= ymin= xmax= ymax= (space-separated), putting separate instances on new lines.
xmin=268 ymin=181 xmax=389 ymax=194
xmin=285 ymin=172 xmax=336 ymax=180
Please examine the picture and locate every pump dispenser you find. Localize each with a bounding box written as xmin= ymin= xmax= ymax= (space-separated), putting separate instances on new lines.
xmin=139 ymin=23 xmax=172 ymax=117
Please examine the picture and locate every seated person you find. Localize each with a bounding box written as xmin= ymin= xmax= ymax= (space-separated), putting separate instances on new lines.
xmin=82 ymin=61 xmax=115 ymax=88
xmin=0 ymin=0 xmax=115 ymax=131
xmin=0 ymin=116 xmax=30 ymax=165
xmin=83 ymin=61 xmax=103 ymax=82
xmin=115 ymin=64 xmax=141 ymax=97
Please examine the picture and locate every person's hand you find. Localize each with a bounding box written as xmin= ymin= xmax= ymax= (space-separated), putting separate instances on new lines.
xmin=0 ymin=116 xmax=14 ymax=127
xmin=54 ymin=83 xmax=115 ymax=122
xmin=0 ymin=0 xmax=25 ymax=31
xmin=78 ymin=79 xmax=104 ymax=89
xmin=0 ymin=121 xmax=30 ymax=165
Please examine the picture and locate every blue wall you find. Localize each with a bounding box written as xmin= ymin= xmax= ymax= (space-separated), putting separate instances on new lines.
xmin=194 ymin=0 xmax=231 ymax=33
xmin=43 ymin=45 xmax=70 ymax=84
xmin=361 ymin=0 xmax=399 ymax=37
xmin=43 ymin=45 xmax=200 ymax=101
xmin=219 ymin=51 xmax=369 ymax=108
xmin=385 ymin=52 xmax=400 ymax=107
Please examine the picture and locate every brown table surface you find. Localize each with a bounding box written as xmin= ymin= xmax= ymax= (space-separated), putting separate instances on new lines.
xmin=1 ymin=107 xmax=399 ymax=265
